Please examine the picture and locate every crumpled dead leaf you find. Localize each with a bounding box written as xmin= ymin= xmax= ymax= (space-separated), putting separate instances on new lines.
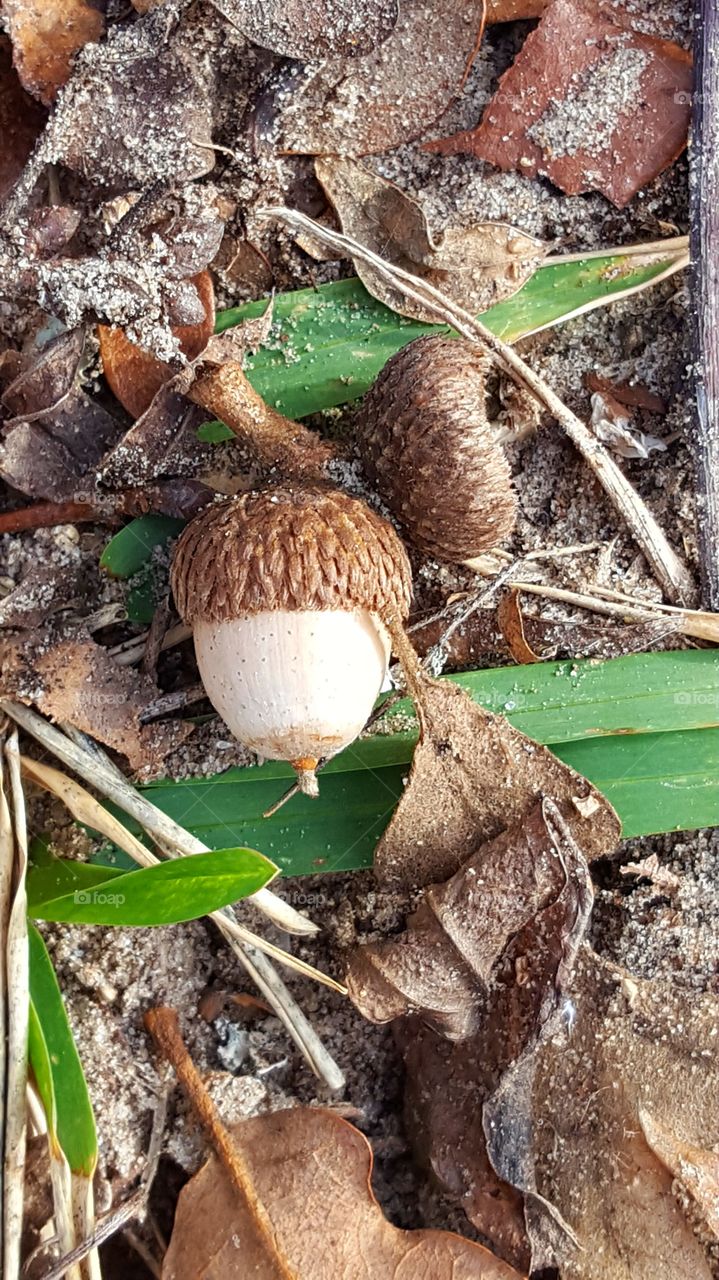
xmin=426 ymin=0 xmax=692 ymax=208
xmin=0 ymin=563 xmax=87 ymax=631
xmin=0 ymin=328 xmax=123 ymax=501
xmin=270 ymin=0 xmax=485 ymax=157
xmin=3 ymin=0 xmax=105 ymax=105
xmin=97 ymin=380 xmax=206 ymax=490
xmin=46 ymin=5 xmax=214 ymax=189
xmin=0 ymin=627 xmax=193 ymax=774
xmin=376 ymin=631 xmax=620 ymax=887
xmin=349 ymin=796 xmax=593 ymax=1271
xmin=315 ymin=157 xmax=547 ymax=322
xmin=99 ymin=270 xmax=216 ymax=419
xmin=497 ymin=591 xmax=540 ymax=664
xmin=162 ymin=1106 xmax=525 ymax=1279
xmin=639 ymin=1109 xmax=719 ymax=1238
xmin=0 ymin=36 xmax=46 ymax=199
xmin=483 ymin=950 xmax=719 ymax=1277
xmin=211 ymin=0 xmax=399 ymax=59
xmin=584 ymin=373 xmax=668 ymax=460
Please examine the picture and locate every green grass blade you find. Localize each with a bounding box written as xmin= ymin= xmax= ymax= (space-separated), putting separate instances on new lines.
xmin=212 ymin=254 xmax=683 ymax=421
xmin=132 ymin=652 xmax=719 ymax=877
xmin=27 ymin=847 xmax=278 ymax=926
xmin=28 ymin=923 xmax=97 ymax=1176
xmin=99 ymin=515 xmax=185 ymax=577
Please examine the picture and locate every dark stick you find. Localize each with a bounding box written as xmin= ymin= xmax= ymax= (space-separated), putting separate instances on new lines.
xmin=690 ymin=0 xmax=719 ymax=608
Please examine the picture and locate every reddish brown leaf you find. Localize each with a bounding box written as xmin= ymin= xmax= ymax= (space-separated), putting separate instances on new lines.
xmin=497 ymin=591 xmax=540 ymax=664
xmin=99 ymin=271 xmax=216 ymax=420
xmin=272 ymin=0 xmax=485 ymax=157
xmin=486 ymin=0 xmax=547 ymax=18
xmin=3 ymin=0 xmax=105 ymax=104
xmin=375 ymin=638 xmax=620 ymax=888
xmin=315 ymin=157 xmax=547 ymax=323
xmin=211 ymin=0 xmax=399 ymax=59
xmin=426 ymin=0 xmax=692 ymax=208
xmin=162 ymin=1107 xmax=525 ymax=1279
xmin=0 ymin=35 xmax=46 ymax=199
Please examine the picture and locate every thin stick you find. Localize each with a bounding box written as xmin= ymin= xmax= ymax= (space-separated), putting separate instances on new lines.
xmin=3 ymin=706 xmax=345 ymax=1088
xmin=145 ymin=1006 xmax=295 ymax=1280
xmin=263 ymin=207 xmax=695 ymax=607
xmin=2 ymin=732 xmax=29 ymax=1280
xmin=690 ymin=0 xmax=719 ymax=608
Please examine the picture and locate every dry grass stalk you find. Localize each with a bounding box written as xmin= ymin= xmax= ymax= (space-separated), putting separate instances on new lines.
xmin=1 ymin=731 xmax=28 ymax=1280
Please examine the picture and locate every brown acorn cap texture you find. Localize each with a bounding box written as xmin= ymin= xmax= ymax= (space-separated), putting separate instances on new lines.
xmin=171 ymin=484 xmax=412 ymax=626
xmin=354 ymin=335 xmax=517 ymax=562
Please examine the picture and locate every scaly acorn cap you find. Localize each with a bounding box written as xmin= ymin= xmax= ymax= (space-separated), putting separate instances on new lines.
xmin=171 ymin=484 xmax=412 ymax=626
xmin=355 ymin=335 xmax=517 ymax=562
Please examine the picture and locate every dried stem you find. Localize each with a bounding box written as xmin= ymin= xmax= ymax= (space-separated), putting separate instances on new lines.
xmin=188 ymin=360 xmax=336 ymax=477
xmin=263 ymin=207 xmax=695 ymax=607
xmin=2 ymin=732 xmax=29 ymax=1280
xmin=144 ymin=1006 xmax=295 ymax=1280
xmin=690 ymin=0 xmax=719 ymax=608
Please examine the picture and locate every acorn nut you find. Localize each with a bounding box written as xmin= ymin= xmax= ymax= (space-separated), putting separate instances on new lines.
xmin=355 ymin=335 xmax=517 ymax=562
xmin=171 ymin=485 xmax=412 ymax=796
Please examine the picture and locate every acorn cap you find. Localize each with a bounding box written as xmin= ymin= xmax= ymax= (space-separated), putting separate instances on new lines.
xmin=355 ymin=335 xmax=517 ymax=562
xmin=171 ymin=484 xmax=412 ymax=625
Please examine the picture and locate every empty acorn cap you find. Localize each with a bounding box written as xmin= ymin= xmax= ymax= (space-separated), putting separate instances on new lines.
xmin=354 ymin=335 xmax=517 ymax=562
xmin=171 ymin=483 xmax=412 ymax=626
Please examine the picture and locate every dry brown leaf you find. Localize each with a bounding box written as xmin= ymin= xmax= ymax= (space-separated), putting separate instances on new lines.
xmin=426 ymin=0 xmax=692 ymax=208
xmin=3 ymin=0 xmax=105 ymax=104
xmin=0 ymin=628 xmax=192 ymax=774
xmin=97 ymin=380 xmax=206 ymax=490
xmin=486 ymin=0 xmax=547 ymax=18
xmin=484 ymin=950 xmax=719 ymax=1277
xmin=162 ymin=1106 xmax=525 ymax=1279
xmin=0 ymin=35 xmax=46 ymax=199
xmin=348 ymin=797 xmax=592 ymax=1039
xmin=0 ymin=328 xmax=123 ymax=501
xmin=315 ymin=157 xmax=547 ymax=322
xmin=375 ymin=638 xmax=620 ymax=887
xmin=619 ymin=852 xmax=680 ymax=894
xmin=497 ymin=591 xmax=540 ymax=664
xmin=99 ymin=271 xmax=215 ymax=420
xmin=50 ymin=12 xmax=214 ymax=189
xmin=271 ymin=0 xmax=485 ymax=157
xmin=349 ymin=796 xmax=594 ymax=1271
xmin=211 ymin=0 xmax=399 ymax=59
xmin=639 ymin=1109 xmax=719 ymax=1238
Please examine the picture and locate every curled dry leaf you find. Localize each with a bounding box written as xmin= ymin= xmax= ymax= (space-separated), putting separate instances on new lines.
xmin=269 ymin=0 xmax=485 ymax=157
xmin=0 ymin=328 xmax=122 ymax=501
xmin=0 ymin=628 xmax=193 ymax=774
xmin=484 ymin=950 xmax=719 ymax=1277
xmin=0 ymin=563 xmax=87 ymax=630
xmin=47 ymin=8 xmax=214 ymax=189
xmin=99 ymin=271 xmax=216 ymax=419
xmin=497 ymin=590 xmax=540 ymax=664
xmin=0 ymin=36 xmax=46 ymax=200
xmin=426 ymin=0 xmax=692 ymax=208
xmin=98 ymin=380 xmax=206 ymax=490
xmin=348 ymin=797 xmax=592 ymax=1040
xmin=211 ymin=0 xmax=399 ymax=59
xmin=585 ymin=372 xmax=668 ymax=460
xmin=349 ymin=797 xmax=593 ymax=1272
xmin=162 ymin=1106 xmax=525 ymax=1279
xmin=315 ymin=157 xmax=548 ymax=323
xmin=3 ymin=0 xmax=105 ymax=104
xmin=376 ymin=632 xmax=620 ymax=887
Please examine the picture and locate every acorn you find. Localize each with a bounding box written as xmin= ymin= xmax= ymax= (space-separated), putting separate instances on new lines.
xmin=354 ymin=335 xmax=517 ymax=562
xmin=171 ymin=484 xmax=412 ymax=796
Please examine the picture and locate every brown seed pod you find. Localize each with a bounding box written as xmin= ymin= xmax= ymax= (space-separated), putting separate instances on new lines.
xmin=354 ymin=335 xmax=517 ymax=561
xmin=171 ymin=484 xmax=411 ymax=794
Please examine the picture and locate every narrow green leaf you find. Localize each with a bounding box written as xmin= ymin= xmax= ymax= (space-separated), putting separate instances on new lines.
xmin=28 ymin=923 xmax=97 ymax=1176
xmin=132 ymin=651 xmax=719 ymax=876
xmin=27 ymin=847 xmax=278 ymax=926
xmin=215 ymin=256 xmax=682 ymax=420
xmin=100 ymin=514 xmax=185 ymax=578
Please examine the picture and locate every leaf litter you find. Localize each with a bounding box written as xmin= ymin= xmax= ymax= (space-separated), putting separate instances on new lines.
xmin=0 ymin=0 xmax=714 ymax=1273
